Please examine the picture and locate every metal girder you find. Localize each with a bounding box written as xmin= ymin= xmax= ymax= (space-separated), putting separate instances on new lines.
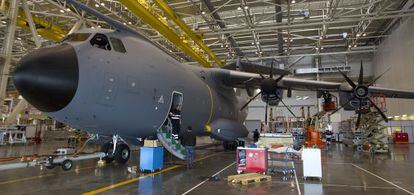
xmin=202 ymin=10 xmax=414 ymax=35
xmin=21 ymin=0 xmax=41 ymax=48
xmin=0 ymin=0 xmax=19 ymax=104
xmin=3 ymin=1 xmax=68 ymax=41
xmin=200 ymin=0 xmax=243 ymax=57
xmin=119 ymin=0 xmax=212 ymax=67
xmin=153 ymin=0 xmax=223 ymax=66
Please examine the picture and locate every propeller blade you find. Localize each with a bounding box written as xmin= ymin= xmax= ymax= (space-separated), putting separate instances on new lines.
xmin=330 ymin=98 xmax=352 ymax=115
xmin=368 ymin=66 xmax=391 ymax=87
xmin=264 ymin=95 xmax=269 ymax=125
xmin=259 ymin=73 xmax=266 ymax=79
xmin=355 ymin=99 xmax=363 ymax=129
xmin=336 ymin=68 xmax=356 ymax=88
xmin=356 ymin=112 xmax=362 ymax=129
xmin=368 ymin=98 xmax=389 ymax=122
xmin=240 ymin=91 xmax=262 ymax=111
xmin=358 ymin=60 xmax=364 ymax=85
xmin=270 ymin=60 xmax=274 ymax=78
xmin=274 ymin=93 xmax=297 ymax=117
xmin=274 ymin=73 xmax=287 ymax=83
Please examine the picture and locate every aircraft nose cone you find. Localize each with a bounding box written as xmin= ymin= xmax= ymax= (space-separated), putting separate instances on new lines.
xmin=13 ymin=44 xmax=79 ymax=112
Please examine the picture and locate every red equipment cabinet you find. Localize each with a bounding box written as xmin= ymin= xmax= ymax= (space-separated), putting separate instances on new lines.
xmin=237 ymin=147 xmax=268 ymax=174
xmin=393 ymin=132 xmax=409 ymax=144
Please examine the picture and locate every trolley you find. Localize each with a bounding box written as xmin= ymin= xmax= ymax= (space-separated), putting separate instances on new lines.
xmin=267 ymin=146 xmax=297 ymax=176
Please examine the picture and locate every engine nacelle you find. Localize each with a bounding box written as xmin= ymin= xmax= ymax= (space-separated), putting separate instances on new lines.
xmin=209 ymin=118 xmax=249 ymax=142
xmin=261 ymin=88 xmax=283 ymax=106
xmin=339 ymin=87 xmax=369 ymax=111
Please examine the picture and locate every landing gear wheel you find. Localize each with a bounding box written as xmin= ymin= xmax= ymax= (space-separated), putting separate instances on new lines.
xmin=101 ymin=143 xmax=115 ymax=163
xmin=61 ymin=159 xmax=73 ymax=171
xmin=114 ymin=143 xmax=130 ymax=164
xmin=223 ymin=141 xmax=237 ymax=150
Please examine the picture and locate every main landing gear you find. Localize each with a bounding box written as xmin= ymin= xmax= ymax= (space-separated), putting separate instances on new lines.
xmin=101 ymin=135 xmax=130 ymax=164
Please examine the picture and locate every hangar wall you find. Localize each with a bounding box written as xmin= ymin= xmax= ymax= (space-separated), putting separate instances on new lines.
xmin=373 ymin=17 xmax=414 ymax=117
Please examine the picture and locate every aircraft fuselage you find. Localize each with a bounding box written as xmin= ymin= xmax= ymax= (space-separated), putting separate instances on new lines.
xmin=14 ymin=29 xmax=247 ymax=139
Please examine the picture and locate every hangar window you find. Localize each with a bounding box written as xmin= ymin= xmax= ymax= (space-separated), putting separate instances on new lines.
xmin=110 ymin=37 xmax=126 ymax=53
xmin=64 ymin=33 xmax=91 ymax=42
xmin=90 ymin=33 xmax=111 ymax=51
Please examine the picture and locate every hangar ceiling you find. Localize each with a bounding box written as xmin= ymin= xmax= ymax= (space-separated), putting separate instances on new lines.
xmin=0 ymin=0 xmax=413 ymax=67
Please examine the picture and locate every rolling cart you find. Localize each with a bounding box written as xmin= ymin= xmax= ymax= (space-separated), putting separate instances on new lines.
xmin=268 ymin=147 xmax=296 ymax=177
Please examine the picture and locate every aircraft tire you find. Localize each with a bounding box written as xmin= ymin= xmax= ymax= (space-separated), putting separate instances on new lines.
xmin=223 ymin=141 xmax=237 ymax=150
xmin=101 ymin=143 xmax=115 ymax=163
xmin=114 ymin=143 xmax=130 ymax=164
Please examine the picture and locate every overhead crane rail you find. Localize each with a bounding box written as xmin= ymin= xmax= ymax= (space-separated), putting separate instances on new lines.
xmin=119 ymin=0 xmax=215 ymax=68
xmin=152 ymin=0 xmax=223 ymax=66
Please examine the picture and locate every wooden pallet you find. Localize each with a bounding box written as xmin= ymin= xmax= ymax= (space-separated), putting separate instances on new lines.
xmin=228 ymin=173 xmax=271 ymax=185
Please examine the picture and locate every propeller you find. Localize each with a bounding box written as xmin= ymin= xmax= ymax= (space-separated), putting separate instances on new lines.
xmin=334 ymin=60 xmax=389 ymax=129
xmin=240 ymin=60 xmax=297 ymax=123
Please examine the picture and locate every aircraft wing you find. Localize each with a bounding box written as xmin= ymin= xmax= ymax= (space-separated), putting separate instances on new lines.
xmin=216 ymin=69 xmax=414 ymax=99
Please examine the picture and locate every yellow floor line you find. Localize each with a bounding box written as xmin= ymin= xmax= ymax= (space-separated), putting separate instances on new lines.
xmin=83 ymin=152 xmax=222 ymax=195
xmin=0 ymin=165 xmax=98 ymax=185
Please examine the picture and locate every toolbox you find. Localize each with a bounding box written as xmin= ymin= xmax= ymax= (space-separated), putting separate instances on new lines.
xmin=140 ymin=147 xmax=164 ymax=172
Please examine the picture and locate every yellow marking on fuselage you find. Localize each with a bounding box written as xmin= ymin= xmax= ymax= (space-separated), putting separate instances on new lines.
xmin=205 ymin=84 xmax=214 ymax=128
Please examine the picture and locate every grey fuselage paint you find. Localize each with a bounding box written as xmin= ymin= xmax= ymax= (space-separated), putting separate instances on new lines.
xmin=45 ymin=29 xmax=247 ymax=138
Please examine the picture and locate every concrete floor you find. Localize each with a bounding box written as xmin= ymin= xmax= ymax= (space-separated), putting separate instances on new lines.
xmin=0 ymin=143 xmax=413 ymax=195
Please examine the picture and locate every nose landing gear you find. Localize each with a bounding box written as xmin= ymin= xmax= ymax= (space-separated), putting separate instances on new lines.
xmin=101 ymin=135 xmax=130 ymax=164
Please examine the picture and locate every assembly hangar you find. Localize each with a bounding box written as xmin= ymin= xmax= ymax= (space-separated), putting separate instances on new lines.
xmin=0 ymin=0 xmax=414 ymax=194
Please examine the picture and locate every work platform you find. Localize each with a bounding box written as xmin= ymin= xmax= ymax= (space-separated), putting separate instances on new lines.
xmin=0 ymin=144 xmax=413 ymax=195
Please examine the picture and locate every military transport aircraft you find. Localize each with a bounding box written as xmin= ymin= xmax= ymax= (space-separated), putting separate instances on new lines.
xmin=12 ymin=0 xmax=414 ymax=163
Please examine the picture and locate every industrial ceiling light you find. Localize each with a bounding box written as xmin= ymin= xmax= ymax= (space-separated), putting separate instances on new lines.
xmin=348 ymin=45 xmax=352 ymax=48
xmin=291 ymin=0 xmax=296 ymax=3
xmin=353 ymin=44 xmax=357 ymax=48
xmin=100 ymin=2 xmax=105 ymax=6
xmin=60 ymin=9 xmax=65 ymax=13
xmin=342 ymin=32 xmax=348 ymax=38
xmin=201 ymin=11 xmax=206 ymax=14
xmin=97 ymin=25 xmax=101 ymax=28
xmin=95 ymin=3 xmax=100 ymax=7
xmin=128 ymin=21 xmax=132 ymax=25
xmin=66 ymin=8 xmax=71 ymax=11
xmin=356 ymin=33 xmax=361 ymax=37
xmin=362 ymin=33 xmax=367 ymax=36
xmin=244 ymin=6 xmax=249 ymax=10
xmin=321 ymin=47 xmax=324 ymax=50
xmin=402 ymin=114 xmax=408 ymax=117
xmin=1 ymin=21 xmax=6 ymax=24
xmin=303 ymin=96 xmax=309 ymax=100
xmin=251 ymin=42 xmax=255 ymax=45
xmin=237 ymin=6 xmax=242 ymax=10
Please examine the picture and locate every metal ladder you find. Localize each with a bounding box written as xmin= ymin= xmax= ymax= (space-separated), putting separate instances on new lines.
xmin=156 ymin=119 xmax=187 ymax=160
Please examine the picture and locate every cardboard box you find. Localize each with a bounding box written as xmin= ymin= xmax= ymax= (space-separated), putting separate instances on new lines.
xmin=144 ymin=139 xmax=161 ymax=147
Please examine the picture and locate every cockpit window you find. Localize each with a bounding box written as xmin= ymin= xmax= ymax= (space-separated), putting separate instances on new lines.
xmin=90 ymin=33 xmax=111 ymax=51
xmin=63 ymin=33 xmax=91 ymax=42
xmin=110 ymin=37 xmax=127 ymax=53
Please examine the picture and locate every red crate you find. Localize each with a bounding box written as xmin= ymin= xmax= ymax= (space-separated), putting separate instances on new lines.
xmin=237 ymin=147 xmax=268 ymax=174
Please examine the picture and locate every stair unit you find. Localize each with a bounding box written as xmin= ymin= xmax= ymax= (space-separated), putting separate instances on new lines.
xmin=156 ymin=119 xmax=187 ymax=160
